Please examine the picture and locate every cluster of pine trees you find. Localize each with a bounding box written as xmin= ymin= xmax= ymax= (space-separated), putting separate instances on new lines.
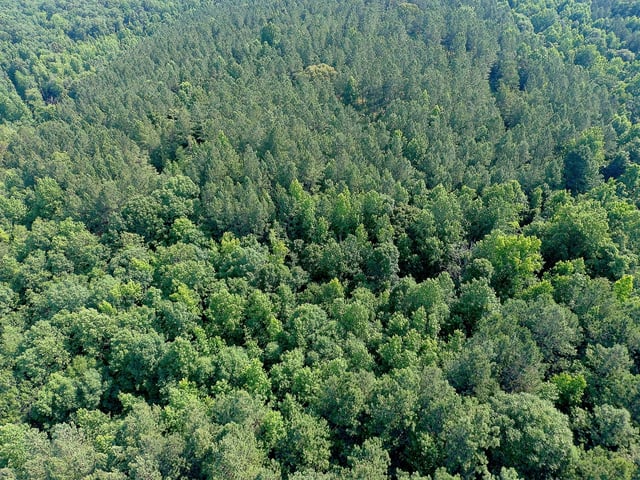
xmin=2 ymin=0 xmax=640 ymax=478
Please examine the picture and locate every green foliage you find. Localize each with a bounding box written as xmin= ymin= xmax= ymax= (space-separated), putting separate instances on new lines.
xmin=564 ymin=128 xmax=606 ymax=194
xmin=576 ymin=446 xmax=635 ymax=480
xmin=2 ymin=0 xmax=640 ymax=477
xmin=506 ymin=295 xmax=581 ymax=370
xmin=474 ymin=310 xmax=546 ymax=394
xmin=539 ymin=199 xmax=624 ymax=278
xmin=473 ymin=231 xmax=542 ymax=299
xmin=449 ymin=278 xmax=499 ymax=334
xmin=551 ymin=372 xmax=587 ymax=410
xmin=590 ymin=404 xmax=637 ymax=450
xmin=276 ymin=397 xmax=332 ymax=474
xmin=490 ymin=393 xmax=577 ymax=478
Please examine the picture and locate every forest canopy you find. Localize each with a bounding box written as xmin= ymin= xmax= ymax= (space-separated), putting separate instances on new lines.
xmin=2 ymin=0 xmax=640 ymax=478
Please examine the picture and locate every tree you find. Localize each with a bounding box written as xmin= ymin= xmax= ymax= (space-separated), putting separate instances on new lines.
xmin=0 ymin=423 xmax=50 ymax=479
xmin=152 ymin=175 xmax=199 ymax=227
xmin=505 ymin=295 xmax=581 ymax=370
xmin=16 ymin=321 xmax=70 ymax=386
xmin=276 ymin=397 xmax=332 ymax=474
xmin=470 ymin=181 xmax=527 ymax=240
xmin=117 ymin=395 xmax=186 ymax=480
xmin=490 ymin=393 xmax=577 ymax=478
xmin=393 ymin=204 xmax=442 ymax=279
xmin=444 ymin=336 xmax=498 ymax=400
xmin=208 ymin=423 xmax=280 ymax=480
xmin=540 ymin=199 xmax=625 ymax=278
xmin=344 ymin=438 xmax=390 ymax=480
xmin=474 ymin=311 xmax=545 ymax=394
xmin=29 ymin=177 xmax=65 ymax=222
xmin=576 ymin=447 xmax=635 ymax=480
xmin=30 ymin=357 xmax=104 ymax=427
xmin=108 ymin=328 xmax=165 ymax=397
xmin=312 ymin=369 xmax=374 ymax=433
xmin=204 ymin=287 xmax=245 ymax=343
xmin=367 ymin=366 xmax=420 ymax=457
xmin=441 ymin=399 xmax=499 ymax=478
xmin=279 ymin=179 xmax=318 ymax=241
xmin=584 ymin=344 xmax=635 ymax=410
xmin=329 ymin=189 xmax=361 ymax=241
xmin=473 ymin=231 xmax=542 ymax=299
xmin=550 ymin=372 xmax=586 ymax=411
xmin=365 ymin=241 xmax=400 ymax=286
xmin=45 ymin=423 xmax=107 ymax=480
xmin=121 ymin=194 xmax=163 ymax=243
xmin=449 ymin=278 xmax=500 ymax=335
xmin=3 ymin=0 xmax=640 ymax=475
xmin=201 ymin=178 xmax=274 ymax=237
xmin=590 ymin=404 xmax=637 ymax=450
xmin=564 ymin=128 xmax=606 ymax=194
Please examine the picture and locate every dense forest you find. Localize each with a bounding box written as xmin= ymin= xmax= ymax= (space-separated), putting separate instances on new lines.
xmin=2 ymin=0 xmax=640 ymax=478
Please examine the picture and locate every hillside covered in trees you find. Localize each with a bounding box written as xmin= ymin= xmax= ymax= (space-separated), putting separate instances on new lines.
xmin=2 ymin=0 xmax=640 ymax=478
